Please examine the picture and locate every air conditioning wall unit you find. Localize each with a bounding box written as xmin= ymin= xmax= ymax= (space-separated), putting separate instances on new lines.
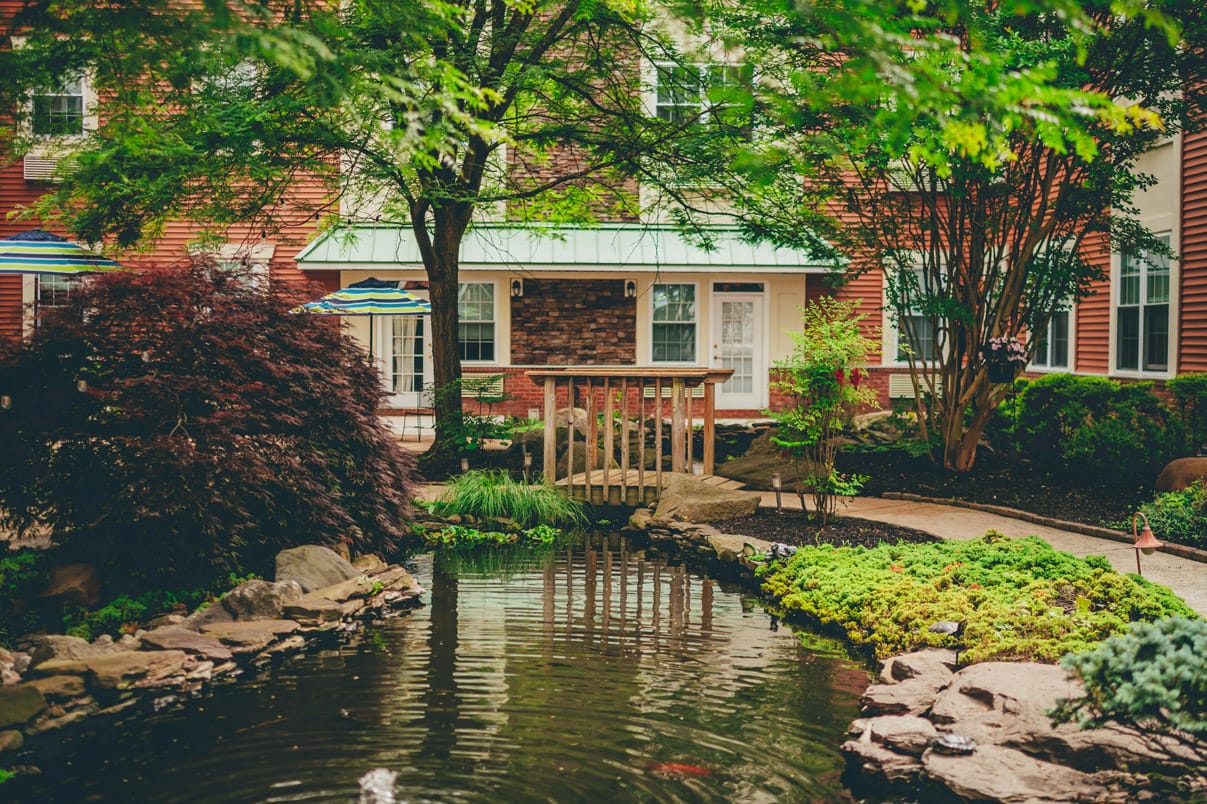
xmin=23 ymin=156 xmax=61 ymax=182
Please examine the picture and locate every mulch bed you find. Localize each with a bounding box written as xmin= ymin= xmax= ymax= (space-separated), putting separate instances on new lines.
xmin=835 ymin=448 xmax=1149 ymax=530
xmin=710 ymin=507 xmax=938 ymax=549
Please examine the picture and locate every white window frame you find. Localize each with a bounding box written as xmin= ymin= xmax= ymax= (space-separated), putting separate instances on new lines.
xmin=884 ymin=261 xmax=943 ymax=367
xmin=458 ymin=280 xmax=498 ymax=365
xmin=30 ymin=74 xmax=88 ymax=138
xmin=188 ymin=242 xmax=273 ymax=291
xmin=650 ymin=281 xmax=700 ymax=365
xmin=649 ymin=61 xmax=753 ymax=126
xmin=1113 ymin=233 xmax=1173 ymax=377
xmin=1028 ymin=307 xmax=1074 ymax=372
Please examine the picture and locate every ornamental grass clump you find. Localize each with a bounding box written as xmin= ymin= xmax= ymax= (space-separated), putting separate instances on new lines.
xmin=758 ymin=532 xmax=1196 ymax=663
xmin=430 ymin=469 xmax=586 ymax=529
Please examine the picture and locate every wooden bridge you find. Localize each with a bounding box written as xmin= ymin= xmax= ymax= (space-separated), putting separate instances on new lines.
xmin=527 ymin=367 xmax=737 ymax=505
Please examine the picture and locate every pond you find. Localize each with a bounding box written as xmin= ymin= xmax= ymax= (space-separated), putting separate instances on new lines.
xmin=8 ymin=534 xmax=871 ymax=802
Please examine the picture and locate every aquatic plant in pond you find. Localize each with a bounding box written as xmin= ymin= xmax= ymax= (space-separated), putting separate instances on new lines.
xmin=758 ymin=532 xmax=1196 ymax=662
xmin=430 ymin=469 xmax=585 ymax=528
xmin=422 ymin=523 xmax=562 ymax=548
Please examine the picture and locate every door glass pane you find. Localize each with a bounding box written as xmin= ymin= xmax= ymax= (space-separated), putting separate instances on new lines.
xmin=391 ymin=317 xmax=425 ymax=394
xmin=721 ymin=300 xmax=754 ymax=394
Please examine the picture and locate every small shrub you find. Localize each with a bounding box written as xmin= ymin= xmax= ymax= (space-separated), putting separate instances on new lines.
xmin=1006 ymin=373 xmax=1176 ymax=480
xmin=758 ymin=532 xmax=1195 ymax=663
xmin=1166 ymin=372 xmax=1207 ymax=453
xmin=768 ymin=297 xmax=879 ymax=525
xmin=1129 ymin=482 xmax=1207 ymax=549
xmin=1051 ymin=617 xmax=1206 ymax=738
xmin=431 ymin=469 xmax=585 ymax=528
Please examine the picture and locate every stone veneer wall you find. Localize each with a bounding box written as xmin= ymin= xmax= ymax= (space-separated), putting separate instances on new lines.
xmin=510 ymin=278 xmax=636 ymax=365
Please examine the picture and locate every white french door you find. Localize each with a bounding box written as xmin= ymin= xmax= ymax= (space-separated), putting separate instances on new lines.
xmin=379 ymin=313 xmax=433 ymax=408
xmin=711 ymin=292 xmax=765 ymax=409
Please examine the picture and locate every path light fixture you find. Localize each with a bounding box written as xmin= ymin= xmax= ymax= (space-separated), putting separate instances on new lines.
xmin=1131 ymin=511 xmax=1163 ymax=576
xmin=523 ymin=448 xmax=533 ymax=484
xmin=76 ymin=378 xmax=88 ymax=393
xmin=771 ymin=472 xmax=783 ymax=513
xmin=0 ymin=394 xmax=10 ymax=410
xmin=460 ymin=457 xmax=470 ymax=474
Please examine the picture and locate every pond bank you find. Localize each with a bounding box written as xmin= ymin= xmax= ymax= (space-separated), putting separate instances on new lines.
xmin=0 ymin=546 xmax=422 ymax=768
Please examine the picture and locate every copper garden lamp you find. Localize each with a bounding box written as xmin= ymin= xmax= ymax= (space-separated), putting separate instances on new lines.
xmin=1131 ymin=512 xmax=1164 ymax=576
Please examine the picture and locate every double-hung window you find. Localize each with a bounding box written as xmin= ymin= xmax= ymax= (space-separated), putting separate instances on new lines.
xmin=1030 ymin=311 xmax=1070 ymax=369
xmin=458 ymin=282 xmax=495 ymax=362
xmin=654 ymin=62 xmax=753 ymax=130
xmin=35 ymin=274 xmax=79 ymax=322
xmin=892 ymin=267 xmax=941 ymax=363
xmin=32 ymin=75 xmax=85 ymax=137
xmin=1116 ymin=236 xmax=1170 ymax=373
xmin=651 ymin=283 xmax=697 ymax=363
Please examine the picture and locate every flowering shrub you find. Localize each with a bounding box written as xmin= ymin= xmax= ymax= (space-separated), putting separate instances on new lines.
xmin=768 ymin=298 xmax=878 ymax=525
xmin=979 ymin=336 xmax=1028 ymax=366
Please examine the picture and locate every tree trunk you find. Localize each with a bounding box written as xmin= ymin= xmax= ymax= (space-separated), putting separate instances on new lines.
xmin=419 ymin=208 xmax=471 ymax=476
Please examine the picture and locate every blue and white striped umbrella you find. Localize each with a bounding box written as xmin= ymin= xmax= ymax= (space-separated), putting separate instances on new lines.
xmin=299 ymin=278 xmax=431 ymax=316
xmin=0 ymin=229 xmax=123 ymax=275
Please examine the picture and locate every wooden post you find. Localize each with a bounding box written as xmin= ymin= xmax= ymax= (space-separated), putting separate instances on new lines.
xmin=603 ymin=378 xmax=613 ymax=504
xmin=703 ymin=380 xmax=716 ymax=475
xmin=686 ymin=383 xmax=693 ymax=472
xmin=566 ymin=377 xmax=576 ymax=495
xmin=636 ymin=379 xmax=646 ymax=501
xmin=671 ymin=377 xmax=685 ymax=473
xmin=620 ymin=378 xmax=630 ymax=505
xmin=654 ymin=378 xmax=663 ymax=491
xmin=543 ymin=376 xmax=557 ymax=486
xmin=585 ymin=378 xmax=595 ymax=503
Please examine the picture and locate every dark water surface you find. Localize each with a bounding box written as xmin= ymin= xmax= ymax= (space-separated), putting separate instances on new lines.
xmin=10 ymin=535 xmax=871 ymax=802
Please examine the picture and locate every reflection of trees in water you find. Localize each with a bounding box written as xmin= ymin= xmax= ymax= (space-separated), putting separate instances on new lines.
xmin=415 ymin=554 xmax=463 ymax=766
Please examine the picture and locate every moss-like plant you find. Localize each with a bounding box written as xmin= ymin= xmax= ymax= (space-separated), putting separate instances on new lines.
xmin=758 ymin=532 xmax=1196 ymax=663
xmin=430 ymin=470 xmax=585 ymax=528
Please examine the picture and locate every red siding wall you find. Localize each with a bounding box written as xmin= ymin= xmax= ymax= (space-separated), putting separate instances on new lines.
xmin=1180 ymin=127 xmax=1207 ymax=371
xmin=1075 ymin=229 xmax=1112 ymax=374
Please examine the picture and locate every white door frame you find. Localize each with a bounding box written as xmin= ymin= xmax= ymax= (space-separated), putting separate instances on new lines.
xmin=377 ymin=308 xmax=433 ymax=408
xmin=709 ymin=287 xmax=768 ymax=410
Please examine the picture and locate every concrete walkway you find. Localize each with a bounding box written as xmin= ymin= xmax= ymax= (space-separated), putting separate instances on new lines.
xmin=756 ymin=491 xmax=1206 ymax=616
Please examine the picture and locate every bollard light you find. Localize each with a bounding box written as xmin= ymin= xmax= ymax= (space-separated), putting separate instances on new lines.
xmin=523 ymin=450 xmax=533 ymax=484
xmin=76 ymin=379 xmax=88 ymax=393
xmin=460 ymin=457 xmax=470 ymax=474
xmin=0 ymin=394 xmax=10 ymax=411
xmin=1131 ymin=511 xmax=1163 ymax=576
xmin=771 ymin=472 xmax=783 ymax=514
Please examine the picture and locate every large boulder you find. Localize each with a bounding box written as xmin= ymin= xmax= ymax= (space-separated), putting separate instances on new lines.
xmin=275 ymin=546 xmax=360 ymax=593
xmin=654 ymin=473 xmax=761 ymax=523
xmin=220 ymin=579 xmax=305 ymax=620
xmin=1155 ymin=457 xmax=1207 ymax=491
xmin=929 ymin=662 xmax=1082 ymax=743
xmin=864 ymin=715 xmax=940 ymax=757
xmin=27 ymin=635 xmax=123 ymax=670
xmin=880 ymin=650 xmax=956 ymax=685
xmin=921 ymin=743 xmax=1117 ymax=804
xmin=861 ymin=676 xmax=948 ymax=717
xmin=140 ymin=626 xmax=233 ymax=661
xmin=39 ymin=563 xmax=102 ymax=607
xmin=0 ymin=684 xmax=47 ymax=729
xmin=84 ymin=650 xmax=188 ymax=693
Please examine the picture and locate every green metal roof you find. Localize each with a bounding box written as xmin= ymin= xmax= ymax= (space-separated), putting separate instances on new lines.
xmin=295 ymin=223 xmax=833 ymax=271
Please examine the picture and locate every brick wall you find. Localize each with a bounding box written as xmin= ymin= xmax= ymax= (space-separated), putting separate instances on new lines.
xmin=510 ymin=278 xmax=636 ymax=365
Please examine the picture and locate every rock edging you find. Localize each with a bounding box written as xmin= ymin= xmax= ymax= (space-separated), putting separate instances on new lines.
xmin=0 ymin=546 xmax=423 ymax=762
xmin=845 ymin=649 xmax=1206 ymax=803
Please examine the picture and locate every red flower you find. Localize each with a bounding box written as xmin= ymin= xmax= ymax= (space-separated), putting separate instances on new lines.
xmin=849 ymin=368 xmax=862 ymax=388
xmin=834 ymin=368 xmax=845 ymax=385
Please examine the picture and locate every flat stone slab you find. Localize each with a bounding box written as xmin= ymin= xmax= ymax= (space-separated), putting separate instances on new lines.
xmin=283 ymin=597 xmax=344 ymax=626
xmin=84 ymin=650 xmax=188 ymax=692
xmin=922 ymin=743 xmax=1111 ymax=803
xmin=201 ymin=620 xmax=300 ymax=653
xmin=140 ymin=626 xmax=234 ymax=661
xmin=28 ymin=675 xmax=87 ymax=701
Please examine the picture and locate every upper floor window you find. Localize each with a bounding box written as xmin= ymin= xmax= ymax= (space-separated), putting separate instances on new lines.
xmin=651 ymin=283 xmax=697 ymax=363
xmin=32 ymin=76 xmax=86 ymax=137
xmin=458 ymin=282 xmax=495 ymax=362
xmin=1116 ymin=236 xmax=1170 ymax=373
xmin=653 ymin=63 xmax=753 ymax=130
xmin=1030 ymin=310 xmax=1070 ymax=370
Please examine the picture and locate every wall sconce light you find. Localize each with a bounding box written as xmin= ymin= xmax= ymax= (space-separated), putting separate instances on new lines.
xmin=1131 ymin=511 xmax=1163 ymax=576
xmin=510 ymin=278 xmax=523 ymax=298
xmin=0 ymin=394 xmax=11 ymax=411
xmin=624 ymin=279 xmax=637 ymax=299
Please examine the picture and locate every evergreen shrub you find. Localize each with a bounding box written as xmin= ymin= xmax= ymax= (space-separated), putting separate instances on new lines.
xmin=758 ymin=532 xmax=1195 ymax=663
xmin=1166 ymin=372 xmax=1207 ymax=453
xmin=1131 ymin=481 xmax=1207 ymax=549
xmin=1002 ymin=373 xmax=1175 ymax=479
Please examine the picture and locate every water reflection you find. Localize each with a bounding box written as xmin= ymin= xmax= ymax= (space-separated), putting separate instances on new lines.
xmin=9 ymin=535 xmax=870 ymax=803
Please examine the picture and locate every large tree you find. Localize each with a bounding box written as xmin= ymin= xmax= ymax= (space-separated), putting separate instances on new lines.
xmin=3 ymin=0 xmax=693 ymax=469
xmin=672 ymin=0 xmax=1207 ymax=470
